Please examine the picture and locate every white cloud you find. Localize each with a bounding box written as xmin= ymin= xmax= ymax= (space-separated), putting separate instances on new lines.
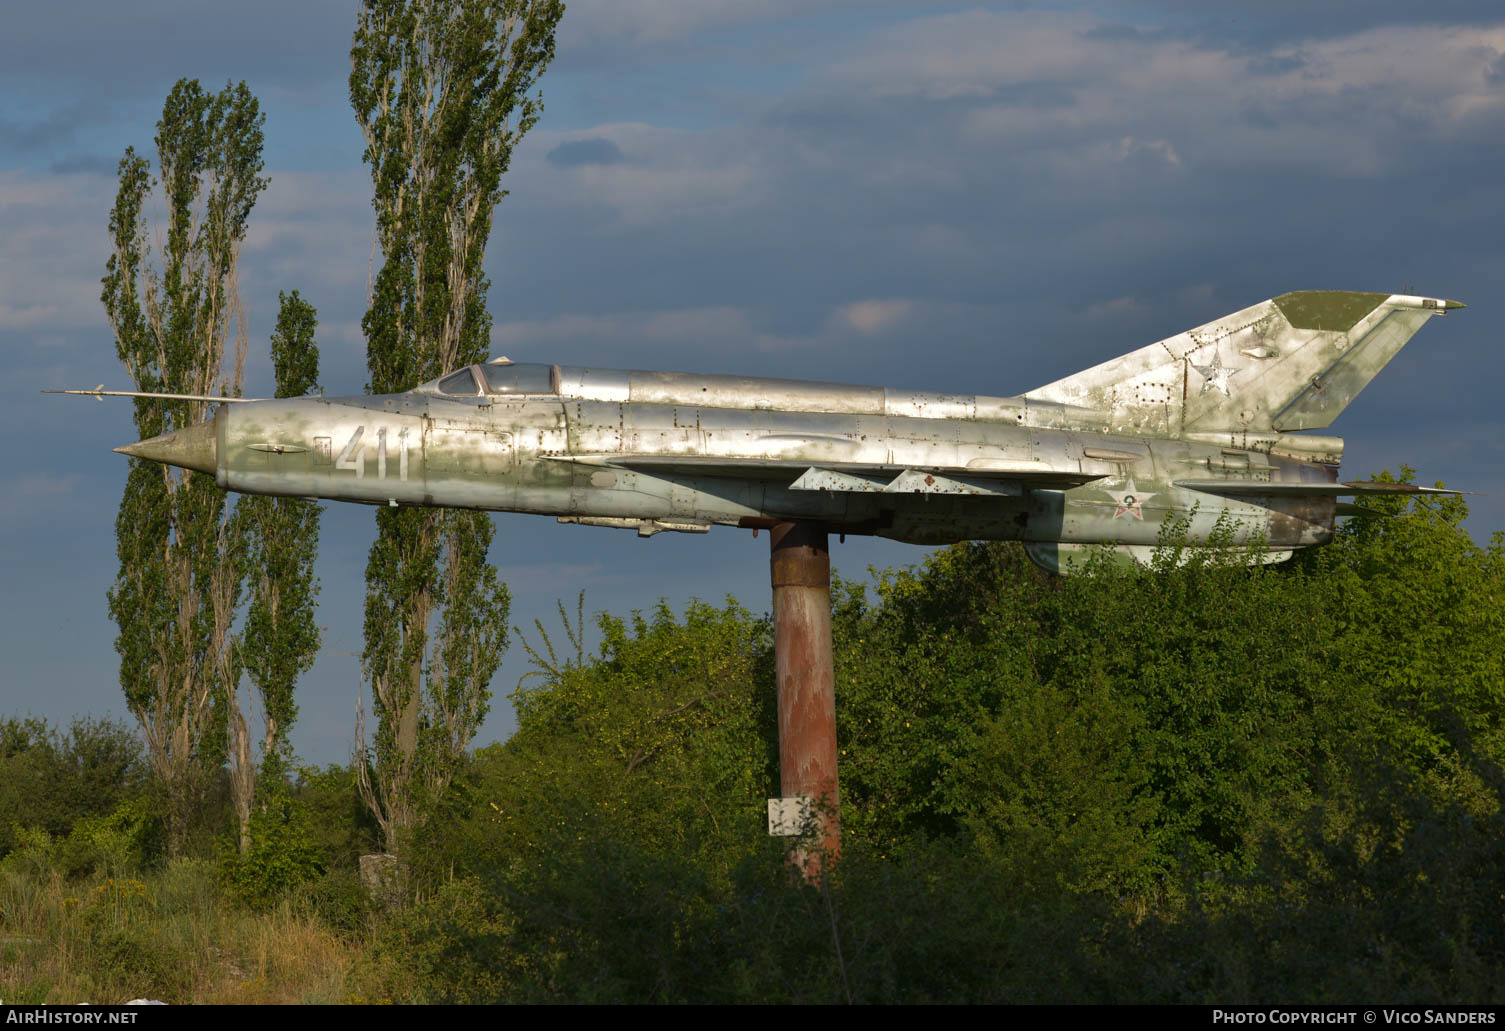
xmin=0 ymin=170 xmax=115 ymax=338
xmin=0 ymin=302 xmax=62 ymax=329
xmin=243 ymin=170 xmax=374 ymax=294
xmin=830 ymin=10 xmax=1114 ymax=101
xmin=514 ymin=123 xmax=768 ymax=227
xmin=495 ymin=306 xmax=750 ymax=347
xmin=492 ymin=296 xmax=990 ymax=372
xmin=492 ymin=305 xmax=810 ymax=364
xmin=560 ymin=0 xmax=956 ymax=47
xmin=1114 ymin=137 xmax=1181 ymax=167
xmin=820 ymin=12 xmax=1505 ymax=177
xmin=0 ymin=473 xmax=80 ymax=517
xmin=835 ymin=298 xmax=914 ymax=334
xmin=1083 ymin=295 xmax=1143 ymax=320
xmin=562 ymin=0 xmax=804 ymax=45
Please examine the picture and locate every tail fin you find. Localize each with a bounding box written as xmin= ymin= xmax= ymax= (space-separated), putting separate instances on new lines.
xmin=1025 ymin=291 xmax=1462 ymax=436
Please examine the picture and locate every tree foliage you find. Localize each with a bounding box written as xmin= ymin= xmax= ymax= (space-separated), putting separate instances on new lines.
xmin=233 ymin=291 xmax=324 ymax=848
xmin=239 ymin=293 xmax=323 ymax=769
xmin=350 ymin=0 xmax=564 ymax=394
xmin=101 ymin=79 xmax=267 ymax=856
xmin=349 ymin=0 xmax=563 ymax=855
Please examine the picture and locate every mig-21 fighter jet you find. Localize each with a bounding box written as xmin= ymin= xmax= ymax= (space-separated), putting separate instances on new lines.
xmin=59 ymin=289 xmax=1465 ymax=572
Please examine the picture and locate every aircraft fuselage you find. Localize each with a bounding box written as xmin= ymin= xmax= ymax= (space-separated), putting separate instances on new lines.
xmin=207 ymin=372 xmax=1336 ymax=564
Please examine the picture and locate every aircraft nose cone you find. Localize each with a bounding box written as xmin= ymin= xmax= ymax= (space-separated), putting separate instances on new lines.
xmin=115 ymin=418 xmax=218 ymax=475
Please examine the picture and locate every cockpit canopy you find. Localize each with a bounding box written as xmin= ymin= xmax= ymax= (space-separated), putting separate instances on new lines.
xmin=427 ymin=359 xmax=559 ymax=397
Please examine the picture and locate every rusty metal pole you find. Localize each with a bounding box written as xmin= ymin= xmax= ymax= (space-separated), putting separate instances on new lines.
xmin=769 ymin=520 xmax=840 ymax=879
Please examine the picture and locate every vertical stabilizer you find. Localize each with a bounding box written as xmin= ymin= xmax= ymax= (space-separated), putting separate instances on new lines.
xmin=1024 ymin=291 xmax=1461 ymax=436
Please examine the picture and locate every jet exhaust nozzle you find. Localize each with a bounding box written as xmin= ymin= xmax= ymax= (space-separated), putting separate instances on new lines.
xmin=114 ymin=418 xmax=218 ymax=475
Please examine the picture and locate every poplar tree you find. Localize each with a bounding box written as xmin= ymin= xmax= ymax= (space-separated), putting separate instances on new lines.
xmin=349 ymin=0 xmax=563 ymax=854
xmin=232 ymin=291 xmax=324 ymax=852
xmin=101 ymin=79 xmax=267 ymax=855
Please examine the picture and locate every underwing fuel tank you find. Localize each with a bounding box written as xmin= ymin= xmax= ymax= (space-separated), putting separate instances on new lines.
xmin=67 ymin=290 xmax=1467 ymax=573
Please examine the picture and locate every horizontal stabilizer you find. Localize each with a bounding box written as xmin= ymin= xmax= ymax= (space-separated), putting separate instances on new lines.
xmin=1176 ymin=479 xmax=1465 ymax=498
xmin=1334 ymin=502 xmax=1394 ymax=518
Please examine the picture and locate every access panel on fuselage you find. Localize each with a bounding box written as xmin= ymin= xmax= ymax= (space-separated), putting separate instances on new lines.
xmin=490 ymin=399 xmax=573 ymax=515
xmin=422 ymin=413 xmax=514 ymax=510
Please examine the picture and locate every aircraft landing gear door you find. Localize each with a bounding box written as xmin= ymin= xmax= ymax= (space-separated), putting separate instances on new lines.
xmin=422 ymin=420 xmax=516 ymax=510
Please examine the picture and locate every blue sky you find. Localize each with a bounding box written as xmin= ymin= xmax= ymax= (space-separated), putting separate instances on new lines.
xmin=3 ymin=1 xmax=1502 ymax=766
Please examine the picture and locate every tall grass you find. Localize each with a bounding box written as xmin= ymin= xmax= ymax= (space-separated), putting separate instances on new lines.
xmin=0 ymin=858 xmax=364 ymax=1004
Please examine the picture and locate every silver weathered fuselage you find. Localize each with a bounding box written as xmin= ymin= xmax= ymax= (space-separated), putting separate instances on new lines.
xmin=212 ymin=363 xmax=1338 ymax=566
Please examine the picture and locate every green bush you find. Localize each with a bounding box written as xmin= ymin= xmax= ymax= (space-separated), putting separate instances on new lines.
xmin=373 ymin=877 xmax=520 ymax=1003
xmin=0 ymin=716 xmax=146 ymax=861
xmin=0 ymin=825 xmax=58 ymax=879
xmin=289 ymin=764 xmax=381 ymax=871
xmin=56 ymin=798 xmax=165 ymax=879
xmin=83 ymin=926 xmax=192 ymax=1003
xmin=219 ymin=795 xmax=325 ymax=911
xmin=292 ymin=865 xmax=374 ymax=936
